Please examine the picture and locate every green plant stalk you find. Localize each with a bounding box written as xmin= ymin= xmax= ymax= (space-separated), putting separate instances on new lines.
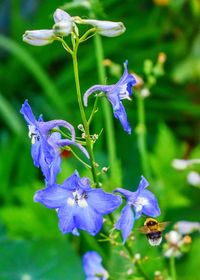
xmin=93 ymin=34 xmax=118 ymax=182
xmin=71 ymin=43 xmax=99 ymax=187
xmin=124 ymin=243 xmax=150 ymax=280
xmin=136 ymin=93 xmax=151 ymax=179
xmin=170 ymin=255 xmax=177 ymax=280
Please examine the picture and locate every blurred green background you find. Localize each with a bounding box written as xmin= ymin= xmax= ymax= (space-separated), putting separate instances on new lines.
xmin=0 ymin=0 xmax=200 ymax=279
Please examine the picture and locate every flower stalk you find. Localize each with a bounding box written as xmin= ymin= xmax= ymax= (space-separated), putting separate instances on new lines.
xmin=169 ymin=255 xmax=177 ymax=280
xmin=71 ymin=39 xmax=99 ymax=187
xmin=93 ymin=33 xmax=118 ymax=185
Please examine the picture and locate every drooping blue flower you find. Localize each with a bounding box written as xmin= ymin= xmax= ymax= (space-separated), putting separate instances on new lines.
xmin=114 ymin=176 xmax=161 ymax=243
xmin=83 ymin=251 xmax=109 ymax=280
xmin=20 ymin=100 xmax=88 ymax=184
xmin=34 ymin=170 xmax=122 ymax=236
xmin=38 ymin=131 xmax=89 ymax=185
xmin=83 ymin=61 xmax=136 ymax=134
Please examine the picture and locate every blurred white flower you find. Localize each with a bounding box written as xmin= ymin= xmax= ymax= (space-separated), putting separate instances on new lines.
xmin=187 ymin=171 xmax=200 ymax=186
xmin=172 ymin=159 xmax=189 ymax=170
xmin=172 ymin=158 xmax=200 ymax=170
xmin=174 ymin=221 xmax=200 ymax=235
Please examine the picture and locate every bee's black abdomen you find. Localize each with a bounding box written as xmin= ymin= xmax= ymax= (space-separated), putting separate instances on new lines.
xmin=147 ymin=231 xmax=161 ymax=240
xmin=147 ymin=231 xmax=162 ymax=246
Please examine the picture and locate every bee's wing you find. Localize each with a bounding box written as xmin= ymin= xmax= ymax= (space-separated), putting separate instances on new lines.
xmin=159 ymin=222 xmax=170 ymax=231
xmin=137 ymin=225 xmax=150 ymax=234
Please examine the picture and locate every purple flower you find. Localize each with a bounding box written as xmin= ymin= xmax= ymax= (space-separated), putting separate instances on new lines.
xmin=83 ymin=61 xmax=136 ymax=134
xmin=83 ymin=251 xmax=109 ymax=280
xmin=114 ymin=176 xmax=161 ymax=243
xmin=20 ymin=100 xmax=88 ymax=184
xmin=34 ymin=170 xmax=122 ymax=236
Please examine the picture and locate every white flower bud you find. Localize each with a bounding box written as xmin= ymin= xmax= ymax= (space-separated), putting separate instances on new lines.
xmin=23 ymin=30 xmax=55 ymax=46
xmin=53 ymin=20 xmax=73 ymax=36
xmin=53 ymin=9 xmax=72 ymax=23
xmin=79 ymin=19 xmax=126 ymax=37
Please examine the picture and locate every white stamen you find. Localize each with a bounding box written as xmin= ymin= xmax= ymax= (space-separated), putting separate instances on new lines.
xmin=67 ymin=190 xmax=88 ymax=208
xmin=78 ymin=199 xmax=88 ymax=208
xmin=28 ymin=125 xmax=39 ymax=144
xmin=67 ymin=197 xmax=75 ymax=206
xmin=134 ymin=196 xmax=149 ymax=213
xmin=119 ymin=84 xmax=131 ymax=100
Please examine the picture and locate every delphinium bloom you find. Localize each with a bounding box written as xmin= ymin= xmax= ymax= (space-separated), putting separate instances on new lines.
xmin=34 ymin=170 xmax=122 ymax=236
xmin=20 ymin=100 xmax=88 ymax=184
xmin=83 ymin=251 xmax=109 ymax=280
xmin=114 ymin=176 xmax=160 ymax=243
xmin=37 ymin=131 xmax=89 ymax=185
xmin=83 ymin=61 xmax=136 ymax=134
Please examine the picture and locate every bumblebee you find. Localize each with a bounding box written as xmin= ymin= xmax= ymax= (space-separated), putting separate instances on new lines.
xmin=139 ymin=218 xmax=169 ymax=246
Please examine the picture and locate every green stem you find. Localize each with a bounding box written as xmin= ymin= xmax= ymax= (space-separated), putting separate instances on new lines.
xmin=69 ymin=148 xmax=91 ymax=170
xmin=170 ymin=255 xmax=177 ymax=280
xmin=124 ymin=243 xmax=150 ymax=280
xmin=135 ymin=261 xmax=151 ymax=280
xmin=71 ymin=42 xmax=99 ymax=187
xmin=93 ymin=33 xmax=118 ymax=184
xmin=136 ymin=93 xmax=151 ymax=179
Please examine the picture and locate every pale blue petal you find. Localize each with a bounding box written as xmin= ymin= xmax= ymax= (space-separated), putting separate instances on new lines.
xmin=140 ymin=190 xmax=161 ymax=217
xmin=57 ymin=205 xmax=76 ymax=234
xmin=107 ymin=92 xmax=131 ymax=134
xmin=34 ymin=186 xmax=70 ymax=208
xmin=61 ymin=170 xmax=80 ymax=191
xmin=116 ymin=204 xmax=134 ymax=243
xmin=83 ymin=251 xmax=108 ymax=279
xmin=83 ymin=84 xmax=113 ymax=106
xmin=114 ymin=188 xmax=133 ymax=199
xmin=38 ymin=120 xmax=75 ymax=141
xmin=31 ymin=141 xmax=41 ymax=167
xmin=137 ymin=176 xmax=149 ymax=192
xmin=20 ymin=99 xmax=36 ymax=125
xmin=87 ymin=189 xmax=122 ymax=214
xmin=57 ymin=139 xmax=89 ymax=158
xmin=74 ymin=206 xmax=103 ymax=236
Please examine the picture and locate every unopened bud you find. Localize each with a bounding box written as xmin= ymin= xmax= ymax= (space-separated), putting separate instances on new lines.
xmin=102 ymin=167 xmax=109 ymax=173
xmin=81 ymin=132 xmax=86 ymax=139
xmin=92 ymin=134 xmax=99 ymax=141
xmin=53 ymin=20 xmax=73 ymax=36
xmin=23 ymin=29 xmax=55 ymax=46
xmin=79 ymin=19 xmax=126 ymax=37
xmin=78 ymin=124 xmax=84 ymax=131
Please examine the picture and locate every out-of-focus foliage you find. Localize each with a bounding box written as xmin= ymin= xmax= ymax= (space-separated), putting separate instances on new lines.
xmin=0 ymin=0 xmax=199 ymax=279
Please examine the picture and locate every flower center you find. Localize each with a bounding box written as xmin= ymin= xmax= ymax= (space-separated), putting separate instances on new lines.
xmin=28 ymin=125 xmax=40 ymax=144
xmin=134 ymin=196 xmax=149 ymax=212
xmin=118 ymin=84 xmax=132 ymax=100
xmin=67 ymin=189 xmax=88 ymax=208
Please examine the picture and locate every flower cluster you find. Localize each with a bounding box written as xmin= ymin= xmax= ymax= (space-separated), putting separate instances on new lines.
xmin=21 ymin=7 xmax=162 ymax=279
xmin=20 ymin=99 xmax=160 ymax=240
xmin=23 ymin=8 xmax=125 ymax=46
xmin=163 ymin=230 xmax=192 ymax=258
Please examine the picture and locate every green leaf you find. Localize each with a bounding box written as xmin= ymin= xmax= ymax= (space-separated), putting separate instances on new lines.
xmin=0 ymin=238 xmax=84 ymax=280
